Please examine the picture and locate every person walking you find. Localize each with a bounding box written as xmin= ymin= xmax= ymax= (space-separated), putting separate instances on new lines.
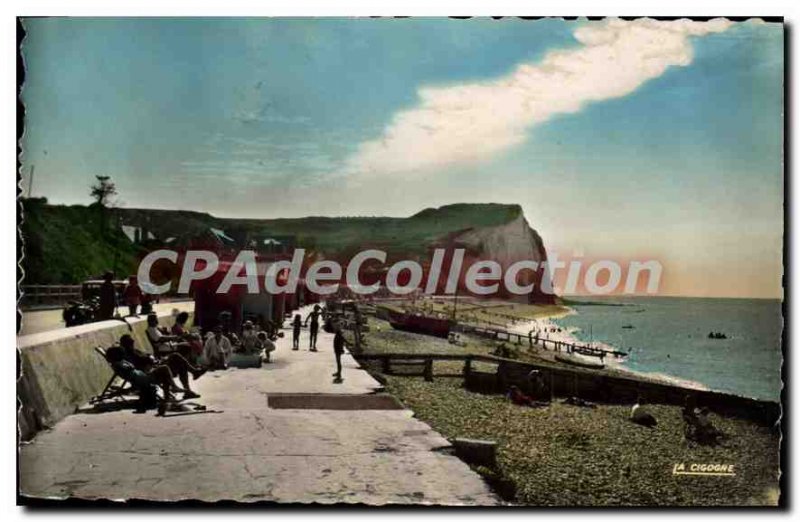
xmin=291 ymin=314 xmax=302 ymax=350
xmin=304 ymin=305 xmax=322 ymax=352
xmin=122 ymin=275 xmax=143 ymax=317
xmin=332 ymin=323 xmax=347 ymax=383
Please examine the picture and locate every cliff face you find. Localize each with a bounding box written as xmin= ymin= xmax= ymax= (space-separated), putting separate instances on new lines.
xmin=447 ymin=211 xmax=554 ymax=304
xmin=451 ymin=212 xmax=548 ymax=269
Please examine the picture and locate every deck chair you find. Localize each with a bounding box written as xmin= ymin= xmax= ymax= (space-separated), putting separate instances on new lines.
xmin=90 ymin=346 xmax=135 ymax=404
xmin=92 ymin=345 xmax=185 ymax=410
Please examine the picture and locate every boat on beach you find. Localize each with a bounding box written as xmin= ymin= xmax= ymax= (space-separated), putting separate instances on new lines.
xmin=555 ymin=353 xmax=606 ymax=369
xmin=387 ymin=309 xmax=452 ymax=338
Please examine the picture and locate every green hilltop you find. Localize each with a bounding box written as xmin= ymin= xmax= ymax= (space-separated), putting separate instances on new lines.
xmin=19 ymin=199 xmax=525 ymax=284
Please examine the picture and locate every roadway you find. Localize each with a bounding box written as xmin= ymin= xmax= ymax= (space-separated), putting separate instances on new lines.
xmin=18 ymin=300 xmax=195 ymax=337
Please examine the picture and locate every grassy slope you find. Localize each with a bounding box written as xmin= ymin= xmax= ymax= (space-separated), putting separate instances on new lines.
xmin=20 ymin=199 xmax=142 ymax=284
xmin=118 ymin=203 xmax=522 ymax=257
xmin=232 ymin=203 xmax=522 ymax=255
xmin=21 ymin=201 xmax=525 ymax=284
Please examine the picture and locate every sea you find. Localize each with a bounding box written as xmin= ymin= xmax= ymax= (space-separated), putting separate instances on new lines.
xmin=552 ymin=296 xmax=784 ymax=401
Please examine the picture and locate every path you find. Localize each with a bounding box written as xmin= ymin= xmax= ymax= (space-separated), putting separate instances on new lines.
xmin=18 ymin=305 xmax=499 ymax=505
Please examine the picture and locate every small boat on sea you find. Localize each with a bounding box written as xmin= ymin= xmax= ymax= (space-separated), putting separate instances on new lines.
xmin=387 ymin=310 xmax=452 ymax=338
xmin=555 ymin=353 xmax=606 ymax=370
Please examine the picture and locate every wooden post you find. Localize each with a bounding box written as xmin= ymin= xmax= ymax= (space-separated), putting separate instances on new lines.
xmin=382 ymin=357 xmax=390 ymax=374
xmin=424 ymin=358 xmax=433 ymax=382
xmin=463 ymin=357 xmax=472 ymax=377
xmin=353 ymin=306 xmax=363 ymax=351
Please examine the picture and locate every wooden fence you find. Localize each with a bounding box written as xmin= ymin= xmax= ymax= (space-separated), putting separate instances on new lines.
xmin=353 ymin=351 xmax=779 ymax=426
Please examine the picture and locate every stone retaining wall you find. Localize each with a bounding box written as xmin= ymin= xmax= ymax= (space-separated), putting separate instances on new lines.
xmin=17 ymin=305 xmax=194 ymax=440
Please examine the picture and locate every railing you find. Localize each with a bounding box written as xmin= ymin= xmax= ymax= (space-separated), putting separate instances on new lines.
xmin=356 ymin=352 xmax=501 ymax=381
xmin=19 ymin=285 xmax=82 ymax=308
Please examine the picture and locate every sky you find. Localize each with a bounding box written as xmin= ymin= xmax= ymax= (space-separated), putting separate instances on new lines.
xmin=19 ymin=17 xmax=784 ymax=298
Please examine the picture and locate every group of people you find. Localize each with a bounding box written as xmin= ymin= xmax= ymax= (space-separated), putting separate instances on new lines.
xmin=106 ymin=333 xmax=206 ymax=415
xmin=122 ymin=275 xmax=153 ymax=317
xmin=682 ymin=396 xmax=725 ymax=445
xmin=502 ymin=373 xmax=726 ymax=446
xmin=289 ymin=305 xmax=348 ymax=382
xmin=97 ymin=272 xmax=154 ymax=321
xmin=108 ymin=304 xmax=352 ymax=413
xmin=290 ymin=304 xmax=325 ymax=351
xmin=630 ymin=395 xmax=725 ymax=445
xmin=202 ymin=319 xmax=279 ymax=369
xmin=505 ymin=370 xmax=551 ymax=407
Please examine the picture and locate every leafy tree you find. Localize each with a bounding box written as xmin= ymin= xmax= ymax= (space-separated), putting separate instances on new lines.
xmin=90 ymin=175 xmax=117 ymax=207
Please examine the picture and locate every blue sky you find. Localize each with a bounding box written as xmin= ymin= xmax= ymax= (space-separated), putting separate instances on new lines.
xmin=20 ymin=18 xmax=783 ymax=297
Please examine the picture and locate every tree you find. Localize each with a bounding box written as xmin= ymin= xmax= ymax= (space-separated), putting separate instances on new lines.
xmin=90 ymin=175 xmax=117 ymax=207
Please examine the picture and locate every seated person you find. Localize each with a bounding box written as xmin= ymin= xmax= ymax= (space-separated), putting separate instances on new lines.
xmin=681 ymin=395 xmax=722 ymax=444
xmin=140 ymin=292 xmax=154 ymax=315
xmin=506 ymin=385 xmax=548 ymax=408
xmin=119 ymin=334 xmax=204 ymax=400
xmin=260 ymin=332 xmax=276 ymax=363
xmin=562 ymin=396 xmax=596 ymax=408
xmin=203 ymin=326 xmax=232 ymax=370
xmin=527 ymin=370 xmax=550 ymax=401
xmin=217 ymin=311 xmax=241 ymax=346
xmin=262 ymin=317 xmax=277 ymax=338
xmin=172 ymin=311 xmax=203 ymax=361
xmin=105 ymin=344 xmax=171 ymax=415
xmin=239 ymin=320 xmax=261 ymax=354
xmin=693 ymin=407 xmax=725 ymax=445
xmin=146 ymin=313 xmax=192 ymax=358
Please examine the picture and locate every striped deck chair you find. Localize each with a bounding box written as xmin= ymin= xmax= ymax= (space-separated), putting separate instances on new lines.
xmin=90 ymin=346 xmax=135 ymax=404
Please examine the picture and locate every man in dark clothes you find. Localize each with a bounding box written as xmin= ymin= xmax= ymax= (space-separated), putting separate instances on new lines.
xmin=105 ymin=344 xmax=171 ymax=415
xmin=332 ymin=323 xmax=347 ymax=382
xmin=119 ymin=334 xmax=205 ymax=400
xmin=304 ymin=305 xmax=322 ymax=352
xmin=98 ymin=271 xmax=117 ymax=320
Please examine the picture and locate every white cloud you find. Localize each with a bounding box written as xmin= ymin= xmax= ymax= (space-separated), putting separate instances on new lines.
xmin=343 ymin=18 xmax=733 ymax=178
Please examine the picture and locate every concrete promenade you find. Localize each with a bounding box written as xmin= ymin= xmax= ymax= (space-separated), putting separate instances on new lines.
xmin=19 ymin=305 xmax=499 ymax=505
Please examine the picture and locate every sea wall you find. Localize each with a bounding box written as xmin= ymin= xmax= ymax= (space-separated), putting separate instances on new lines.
xmin=465 ymin=358 xmax=780 ymax=427
xmin=17 ymin=303 xmax=194 ymax=441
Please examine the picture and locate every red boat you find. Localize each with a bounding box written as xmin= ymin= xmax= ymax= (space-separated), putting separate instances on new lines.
xmin=388 ymin=310 xmax=452 ymax=338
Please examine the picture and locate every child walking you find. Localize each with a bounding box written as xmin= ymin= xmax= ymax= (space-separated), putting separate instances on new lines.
xmin=292 ymin=314 xmax=302 ymax=350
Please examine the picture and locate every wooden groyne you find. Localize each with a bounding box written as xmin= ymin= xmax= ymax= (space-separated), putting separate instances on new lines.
xmin=453 ymin=323 xmax=628 ymax=359
xmin=354 ymin=351 xmax=780 ymax=427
